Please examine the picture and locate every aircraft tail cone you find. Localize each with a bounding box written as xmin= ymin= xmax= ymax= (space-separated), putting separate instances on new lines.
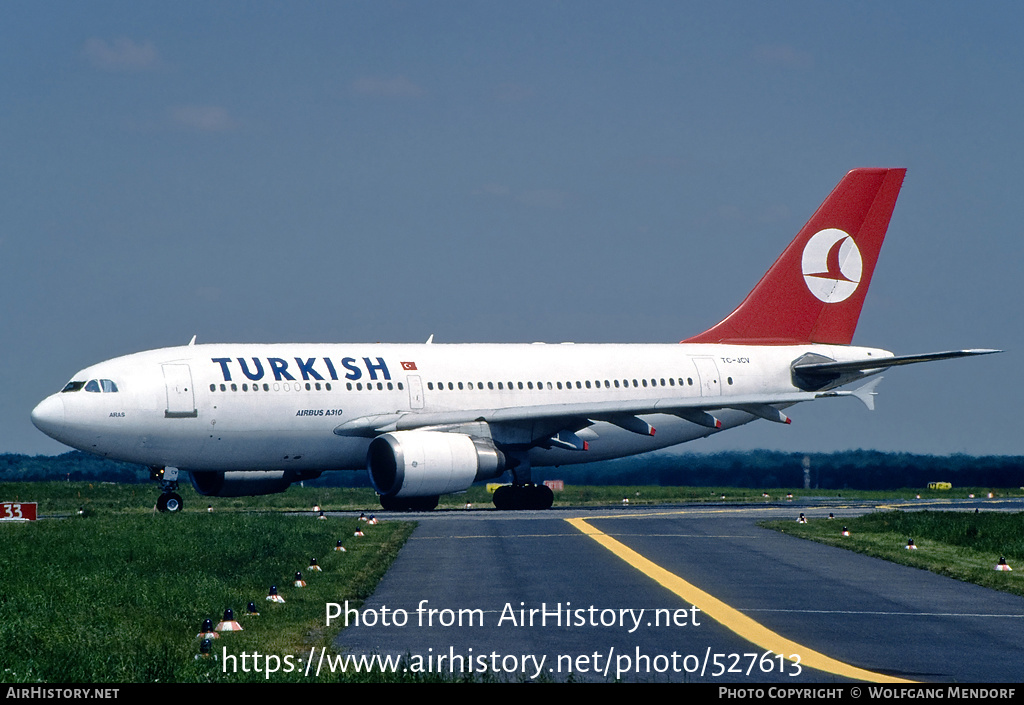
xmin=294 ymin=572 xmax=307 ymax=588
xmin=996 ymin=557 xmax=1013 ymax=572
xmin=267 ymin=585 xmax=286 ymax=603
xmin=216 ymin=608 xmax=243 ymax=632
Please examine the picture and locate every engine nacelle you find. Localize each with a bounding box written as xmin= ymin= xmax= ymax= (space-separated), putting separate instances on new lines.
xmin=368 ymin=431 xmax=506 ymax=498
xmin=190 ymin=470 xmax=323 ymax=497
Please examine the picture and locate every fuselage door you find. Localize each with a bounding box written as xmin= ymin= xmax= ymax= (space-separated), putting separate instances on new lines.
xmin=163 ymin=364 xmax=197 ymax=418
xmin=692 ymin=357 xmax=721 ymax=397
xmin=407 ymin=375 xmax=424 ymax=409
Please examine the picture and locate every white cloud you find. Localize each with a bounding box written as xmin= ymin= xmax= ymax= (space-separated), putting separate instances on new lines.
xmin=351 ymin=76 xmax=425 ymax=98
xmin=170 ymin=105 xmax=235 ymax=132
xmin=83 ymin=37 xmax=160 ymax=72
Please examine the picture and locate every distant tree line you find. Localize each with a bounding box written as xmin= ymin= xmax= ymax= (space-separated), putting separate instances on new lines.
xmin=563 ymin=450 xmax=1024 ymax=489
xmin=1 ymin=450 xmax=1021 ymax=490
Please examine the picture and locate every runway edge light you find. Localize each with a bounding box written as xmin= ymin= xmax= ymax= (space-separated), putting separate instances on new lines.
xmin=216 ymin=608 xmax=243 ymax=632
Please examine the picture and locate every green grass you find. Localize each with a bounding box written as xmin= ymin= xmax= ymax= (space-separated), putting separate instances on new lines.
xmin=762 ymin=511 xmax=1024 ymax=597
xmin=3 ymin=480 xmax=1019 ymax=516
xmin=0 ymin=504 xmax=413 ymax=682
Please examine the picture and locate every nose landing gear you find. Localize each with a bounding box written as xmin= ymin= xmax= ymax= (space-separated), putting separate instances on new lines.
xmin=151 ymin=466 xmax=184 ymax=513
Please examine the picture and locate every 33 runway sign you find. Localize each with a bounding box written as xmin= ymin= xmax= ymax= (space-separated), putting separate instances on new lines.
xmin=0 ymin=502 xmax=37 ymax=521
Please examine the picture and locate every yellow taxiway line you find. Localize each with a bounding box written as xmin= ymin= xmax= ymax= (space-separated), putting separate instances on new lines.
xmin=566 ymin=516 xmax=914 ymax=683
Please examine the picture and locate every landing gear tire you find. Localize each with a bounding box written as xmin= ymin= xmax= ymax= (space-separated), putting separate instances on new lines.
xmin=492 ymin=484 xmax=553 ymax=510
xmin=379 ymin=495 xmax=440 ymax=512
xmin=157 ymin=492 xmax=183 ymax=513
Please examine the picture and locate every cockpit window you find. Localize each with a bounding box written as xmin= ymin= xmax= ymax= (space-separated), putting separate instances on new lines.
xmin=61 ymin=381 xmax=85 ymax=393
xmin=83 ymin=379 xmax=119 ymax=393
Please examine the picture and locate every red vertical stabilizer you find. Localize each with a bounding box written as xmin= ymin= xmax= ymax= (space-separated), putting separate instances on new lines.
xmin=682 ymin=168 xmax=906 ymax=346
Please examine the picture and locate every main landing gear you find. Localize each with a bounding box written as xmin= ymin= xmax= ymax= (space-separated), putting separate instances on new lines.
xmin=151 ymin=466 xmax=184 ymax=513
xmin=492 ymin=483 xmax=554 ymax=510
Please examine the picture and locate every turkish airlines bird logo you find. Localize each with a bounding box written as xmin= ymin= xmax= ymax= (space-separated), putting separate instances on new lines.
xmin=801 ymin=228 xmax=862 ymax=303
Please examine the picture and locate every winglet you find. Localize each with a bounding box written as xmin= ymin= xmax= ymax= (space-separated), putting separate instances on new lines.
xmin=817 ymin=376 xmax=884 ymax=411
xmin=850 ymin=376 xmax=883 ymax=411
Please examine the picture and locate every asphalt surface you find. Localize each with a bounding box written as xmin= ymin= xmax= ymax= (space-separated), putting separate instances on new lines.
xmin=334 ymin=499 xmax=1024 ymax=682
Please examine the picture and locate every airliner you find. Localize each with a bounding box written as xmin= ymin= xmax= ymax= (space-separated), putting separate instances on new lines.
xmin=31 ymin=168 xmax=997 ymax=511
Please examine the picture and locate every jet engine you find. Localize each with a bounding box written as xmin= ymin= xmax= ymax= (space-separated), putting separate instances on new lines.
xmin=190 ymin=470 xmax=323 ymax=497
xmin=367 ymin=431 xmax=506 ymax=498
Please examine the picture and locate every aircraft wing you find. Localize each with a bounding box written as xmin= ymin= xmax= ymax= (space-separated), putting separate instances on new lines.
xmin=332 ymin=388 xmax=868 ymax=441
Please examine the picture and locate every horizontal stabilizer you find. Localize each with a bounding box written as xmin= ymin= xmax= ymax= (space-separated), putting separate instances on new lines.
xmin=794 ymin=349 xmax=1000 ymax=378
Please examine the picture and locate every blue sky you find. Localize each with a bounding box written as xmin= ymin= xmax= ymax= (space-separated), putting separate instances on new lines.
xmin=3 ymin=2 xmax=1021 ymax=457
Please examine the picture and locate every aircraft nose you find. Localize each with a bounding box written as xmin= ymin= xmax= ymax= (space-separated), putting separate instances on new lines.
xmin=31 ymin=395 xmax=65 ymax=440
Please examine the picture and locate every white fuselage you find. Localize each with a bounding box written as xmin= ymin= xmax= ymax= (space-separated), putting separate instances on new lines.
xmin=31 ymin=341 xmax=888 ymax=476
